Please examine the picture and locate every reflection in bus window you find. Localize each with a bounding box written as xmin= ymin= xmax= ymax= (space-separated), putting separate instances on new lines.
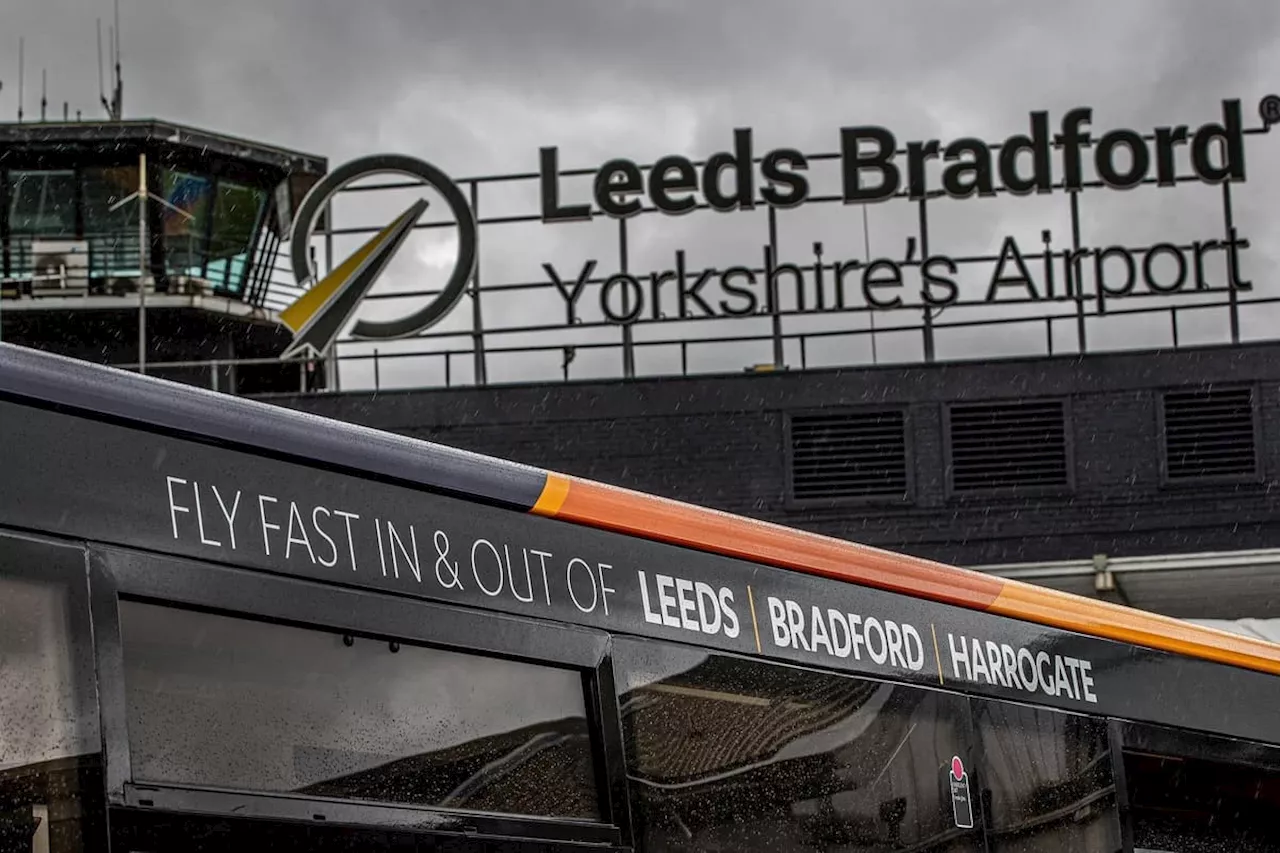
xmin=1125 ymin=751 xmax=1280 ymax=853
xmin=117 ymin=600 xmax=602 ymax=821
xmin=971 ymin=700 xmax=1121 ymax=853
xmin=0 ymin=574 xmax=103 ymax=853
xmin=615 ymin=639 xmax=982 ymax=853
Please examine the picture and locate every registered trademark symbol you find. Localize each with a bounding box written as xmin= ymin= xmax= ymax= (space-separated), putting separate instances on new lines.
xmin=1258 ymin=94 xmax=1280 ymax=128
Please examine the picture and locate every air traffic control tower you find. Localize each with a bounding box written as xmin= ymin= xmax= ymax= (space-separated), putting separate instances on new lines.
xmin=0 ymin=119 xmax=328 ymax=393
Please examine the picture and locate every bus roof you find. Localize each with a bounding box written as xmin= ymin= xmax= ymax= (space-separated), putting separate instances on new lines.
xmin=3 ymin=340 xmax=1279 ymax=677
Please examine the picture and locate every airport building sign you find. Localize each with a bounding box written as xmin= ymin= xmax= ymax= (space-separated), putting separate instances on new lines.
xmin=282 ymin=96 xmax=1278 ymax=368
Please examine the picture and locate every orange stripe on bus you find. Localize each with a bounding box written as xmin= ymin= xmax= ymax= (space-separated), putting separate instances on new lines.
xmin=547 ymin=476 xmax=1005 ymax=611
xmin=988 ymin=582 xmax=1280 ymax=676
xmin=531 ymin=473 xmax=571 ymax=517
xmin=538 ymin=474 xmax=1280 ymax=676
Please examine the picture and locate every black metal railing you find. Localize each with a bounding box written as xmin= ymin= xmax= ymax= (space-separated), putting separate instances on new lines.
xmin=99 ymin=292 xmax=1280 ymax=397
xmin=2 ymin=229 xmax=299 ymax=303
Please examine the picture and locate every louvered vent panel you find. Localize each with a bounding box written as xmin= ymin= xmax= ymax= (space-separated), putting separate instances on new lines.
xmin=949 ymin=401 xmax=1068 ymax=492
xmin=1163 ymin=387 xmax=1257 ymax=481
xmin=789 ymin=411 xmax=907 ymax=501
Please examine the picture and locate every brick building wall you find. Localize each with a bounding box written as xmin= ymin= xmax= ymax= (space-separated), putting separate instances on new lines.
xmin=264 ymin=341 xmax=1280 ymax=568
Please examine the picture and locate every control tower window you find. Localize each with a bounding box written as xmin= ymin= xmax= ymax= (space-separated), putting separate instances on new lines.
xmin=7 ymin=170 xmax=77 ymax=237
xmin=207 ymin=179 xmax=266 ymax=294
xmin=82 ymin=166 xmax=143 ymax=279
xmin=7 ymin=170 xmax=77 ymax=279
xmin=161 ymin=170 xmax=213 ymax=278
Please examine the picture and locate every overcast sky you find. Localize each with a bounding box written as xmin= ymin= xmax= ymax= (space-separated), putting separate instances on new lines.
xmin=5 ymin=0 xmax=1280 ymax=388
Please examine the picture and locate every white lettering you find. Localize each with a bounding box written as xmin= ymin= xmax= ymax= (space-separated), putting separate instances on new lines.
xmin=387 ymin=522 xmax=420 ymax=582
xmin=375 ymin=518 xmax=388 ymax=576
xmin=946 ymin=635 xmax=1100 ymax=705
xmin=508 ymin=547 xmax=536 ymax=603
xmin=286 ymin=502 xmax=316 ymax=564
xmin=258 ymin=494 xmax=280 ymax=557
xmin=566 ymin=557 xmax=598 ymax=613
xmin=530 ymin=549 xmax=553 ymax=605
xmin=1018 ymin=648 xmax=1038 ymax=692
xmin=970 ymin=637 xmax=992 ymax=683
xmin=656 ymin=575 xmax=680 ymax=628
xmin=1080 ymin=660 xmax=1098 ymax=703
xmin=985 ymin=640 xmax=1008 ymax=688
xmin=1036 ymin=651 xmax=1055 ymax=696
xmin=1065 ymin=657 xmax=1084 ymax=698
xmin=864 ymin=617 xmax=887 ymax=665
xmin=312 ymin=507 xmax=337 ymax=567
xmin=829 ymin=609 xmax=852 ymax=659
xmin=848 ymin=615 xmax=865 ymax=660
xmin=768 ymin=597 xmax=789 ymax=647
xmin=597 ymin=563 xmax=615 ymax=617
xmin=639 ymin=570 xmax=662 ymax=625
xmin=471 ymin=539 xmax=505 ymax=596
xmin=885 ymin=620 xmax=906 ymax=669
xmin=1055 ymin=655 xmax=1072 ymax=699
xmin=719 ymin=588 xmax=741 ymax=639
xmin=810 ymin=605 xmax=833 ymax=655
xmin=212 ymin=486 xmax=241 ymax=551
xmin=166 ymin=476 xmax=190 ymax=540
xmin=695 ymin=582 xmax=722 ymax=634
xmin=675 ymin=578 xmax=699 ymax=630
xmin=192 ymin=482 xmax=222 ymax=547
xmin=333 ymin=510 xmax=360 ymax=572
xmin=1002 ymin=644 xmax=1024 ymax=690
xmin=902 ymin=623 xmax=925 ymax=671
xmin=949 ymin=633 xmax=971 ymax=680
xmin=786 ymin=600 xmax=810 ymax=651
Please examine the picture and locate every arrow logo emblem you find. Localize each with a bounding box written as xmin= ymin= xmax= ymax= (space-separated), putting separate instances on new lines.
xmin=281 ymin=154 xmax=478 ymax=360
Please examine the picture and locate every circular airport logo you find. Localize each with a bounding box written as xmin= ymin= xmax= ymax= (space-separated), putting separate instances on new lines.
xmin=281 ymin=154 xmax=477 ymax=359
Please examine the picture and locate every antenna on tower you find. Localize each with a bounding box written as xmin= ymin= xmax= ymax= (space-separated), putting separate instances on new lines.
xmin=17 ymin=37 xmax=23 ymax=122
xmin=112 ymin=0 xmax=123 ymax=120
xmin=40 ymin=68 xmax=47 ymax=122
xmin=99 ymin=11 xmax=122 ymax=120
xmin=97 ymin=18 xmax=109 ymax=117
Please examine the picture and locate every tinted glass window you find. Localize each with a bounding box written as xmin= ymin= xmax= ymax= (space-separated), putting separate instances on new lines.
xmin=1126 ymin=750 xmax=1280 ymax=853
xmin=615 ymin=639 xmax=982 ymax=853
xmin=971 ymin=700 xmax=1121 ymax=852
xmin=0 ymin=572 xmax=102 ymax=852
xmin=118 ymin=600 xmax=601 ymax=821
xmin=82 ymin=165 xmax=143 ymax=278
xmin=8 ymin=169 xmax=77 ymax=236
xmin=160 ymin=170 xmax=213 ymax=275
xmin=206 ymin=179 xmax=265 ymax=293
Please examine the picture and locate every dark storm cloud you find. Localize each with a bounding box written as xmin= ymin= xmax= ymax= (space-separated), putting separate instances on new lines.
xmin=9 ymin=0 xmax=1277 ymax=161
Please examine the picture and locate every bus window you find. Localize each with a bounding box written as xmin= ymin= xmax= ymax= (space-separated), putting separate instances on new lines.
xmin=970 ymin=700 xmax=1121 ymax=853
xmin=1124 ymin=750 xmax=1280 ymax=853
xmin=0 ymin=571 xmax=102 ymax=853
xmin=614 ymin=639 xmax=983 ymax=853
xmin=116 ymin=599 xmax=602 ymax=822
